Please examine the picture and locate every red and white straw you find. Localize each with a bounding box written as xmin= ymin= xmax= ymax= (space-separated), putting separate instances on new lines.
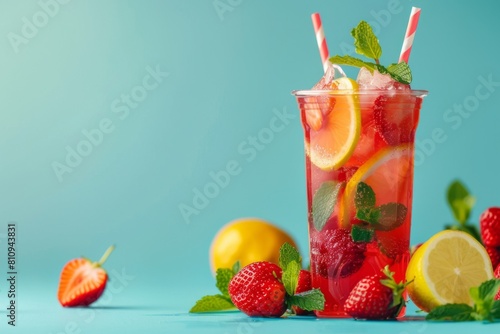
xmin=311 ymin=13 xmax=330 ymax=73
xmin=399 ymin=7 xmax=421 ymax=64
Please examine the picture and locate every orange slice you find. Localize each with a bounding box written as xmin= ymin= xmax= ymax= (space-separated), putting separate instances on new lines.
xmin=305 ymin=78 xmax=361 ymax=171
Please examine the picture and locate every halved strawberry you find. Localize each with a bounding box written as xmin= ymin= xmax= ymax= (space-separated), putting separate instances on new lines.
xmin=57 ymin=245 xmax=115 ymax=307
xmin=373 ymin=93 xmax=421 ymax=146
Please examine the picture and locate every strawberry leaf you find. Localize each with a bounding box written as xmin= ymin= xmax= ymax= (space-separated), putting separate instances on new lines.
xmin=215 ymin=268 xmax=234 ymax=298
xmin=426 ymin=304 xmax=474 ymax=321
xmin=279 ymin=242 xmax=301 ymax=270
xmin=312 ymin=181 xmax=343 ymax=231
xmin=287 ymin=289 xmax=325 ymax=311
xmin=282 ymin=260 xmax=300 ymax=296
xmin=189 ymin=295 xmax=236 ymax=313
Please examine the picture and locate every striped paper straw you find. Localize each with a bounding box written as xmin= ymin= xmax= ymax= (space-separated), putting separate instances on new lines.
xmin=311 ymin=13 xmax=330 ymax=73
xmin=399 ymin=7 xmax=421 ymax=64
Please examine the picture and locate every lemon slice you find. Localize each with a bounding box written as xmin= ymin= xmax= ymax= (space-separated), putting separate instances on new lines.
xmin=406 ymin=230 xmax=494 ymax=312
xmin=339 ymin=144 xmax=413 ymax=228
xmin=305 ymin=77 xmax=361 ymax=170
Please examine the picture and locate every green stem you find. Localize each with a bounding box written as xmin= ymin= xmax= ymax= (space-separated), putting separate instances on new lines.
xmin=97 ymin=245 xmax=115 ymax=266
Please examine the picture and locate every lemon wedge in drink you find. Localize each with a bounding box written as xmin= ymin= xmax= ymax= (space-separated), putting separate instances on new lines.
xmin=305 ymin=77 xmax=361 ymax=170
xmin=339 ymin=144 xmax=413 ymax=228
xmin=406 ymin=230 xmax=494 ymax=312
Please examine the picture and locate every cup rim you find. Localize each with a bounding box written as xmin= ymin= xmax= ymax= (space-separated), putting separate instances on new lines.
xmin=291 ymin=89 xmax=428 ymax=97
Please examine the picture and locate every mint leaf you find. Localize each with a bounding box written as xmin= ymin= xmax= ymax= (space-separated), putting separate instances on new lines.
xmin=470 ymin=286 xmax=481 ymax=306
xmin=215 ymin=268 xmax=234 ymax=298
xmin=491 ymin=300 xmax=500 ymax=319
xmin=189 ymin=295 xmax=236 ymax=313
xmin=287 ymin=289 xmax=325 ymax=311
xmin=282 ymin=260 xmax=300 ymax=296
xmin=356 ymin=207 xmax=381 ymax=225
xmin=375 ymin=203 xmax=408 ymax=231
xmin=351 ymin=21 xmax=382 ymax=60
xmin=351 ymin=224 xmax=374 ymax=242
xmin=426 ymin=304 xmax=474 ymax=321
xmin=232 ymin=261 xmax=241 ymax=274
xmin=387 ymin=62 xmax=412 ymax=85
xmin=445 ymin=223 xmax=482 ymax=243
xmin=477 ymin=279 xmax=500 ymax=303
xmin=279 ymin=242 xmax=301 ymax=270
xmin=355 ymin=182 xmax=376 ymax=209
xmin=312 ymin=181 xmax=342 ymax=231
xmin=329 ymin=55 xmax=378 ymax=72
xmin=447 ymin=180 xmax=475 ymax=225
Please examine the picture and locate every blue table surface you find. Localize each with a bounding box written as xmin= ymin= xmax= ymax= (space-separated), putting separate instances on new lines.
xmin=10 ymin=293 xmax=500 ymax=333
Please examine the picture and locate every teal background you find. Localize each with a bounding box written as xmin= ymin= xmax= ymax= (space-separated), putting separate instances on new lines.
xmin=1 ymin=0 xmax=500 ymax=332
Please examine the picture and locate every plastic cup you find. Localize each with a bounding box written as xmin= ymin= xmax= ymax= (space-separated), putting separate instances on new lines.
xmin=292 ymin=88 xmax=427 ymax=317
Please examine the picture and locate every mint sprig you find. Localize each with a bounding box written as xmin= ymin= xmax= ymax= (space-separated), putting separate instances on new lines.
xmin=445 ymin=180 xmax=481 ymax=242
xmin=189 ymin=263 xmax=239 ymax=313
xmin=279 ymin=243 xmax=325 ymax=313
xmin=426 ymin=279 xmax=500 ymax=322
xmin=351 ymin=182 xmax=407 ymax=242
xmin=329 ymin=21 xmax=412 ymax=84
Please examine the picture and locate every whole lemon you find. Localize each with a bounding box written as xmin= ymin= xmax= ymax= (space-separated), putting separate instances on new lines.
xmin=209 ymin=218 xmax=298 ymax=273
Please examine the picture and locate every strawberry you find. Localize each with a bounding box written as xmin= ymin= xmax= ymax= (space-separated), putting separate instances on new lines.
xmin=486 ymin=246 xmax=500 ymax=269
xmin=292 ymin=270 xmax=313 ymax=315
xmin=480 ymin=207 xmax=500 ymax=247
xmin=373 ymin=94 xmax=421 ymax=146
xmin=310 ymin=228 xmax=366 ymax=278
xmin=344 ymin=265 xmax=408 ymax=319
xmin=495 ymin=264 xmax=500 ymax=300
xmin=228 ymin=262 xmax=287 ymax=317
xmin=57 ymin=246 xmax=115 ymax=307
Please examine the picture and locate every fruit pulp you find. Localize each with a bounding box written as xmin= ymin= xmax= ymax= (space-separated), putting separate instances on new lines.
xmin=295 ymin=89 xmax=426 ymax=317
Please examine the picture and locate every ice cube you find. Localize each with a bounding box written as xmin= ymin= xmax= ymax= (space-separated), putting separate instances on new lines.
xmin=312 ymin=64 xmax=347 ymax=90
xmin=357 ymin=67 xmax=411 ymax=91
xmin=357 ymin=67 xmax=395 ymax=90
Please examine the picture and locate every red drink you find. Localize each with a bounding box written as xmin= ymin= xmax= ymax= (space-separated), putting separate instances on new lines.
xmin=294 ymin=80 xmax=427 ymax=317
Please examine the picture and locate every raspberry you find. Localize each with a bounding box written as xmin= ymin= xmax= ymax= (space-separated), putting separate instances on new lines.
xmin=310 ymin=228 xmax=367 ymax=278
